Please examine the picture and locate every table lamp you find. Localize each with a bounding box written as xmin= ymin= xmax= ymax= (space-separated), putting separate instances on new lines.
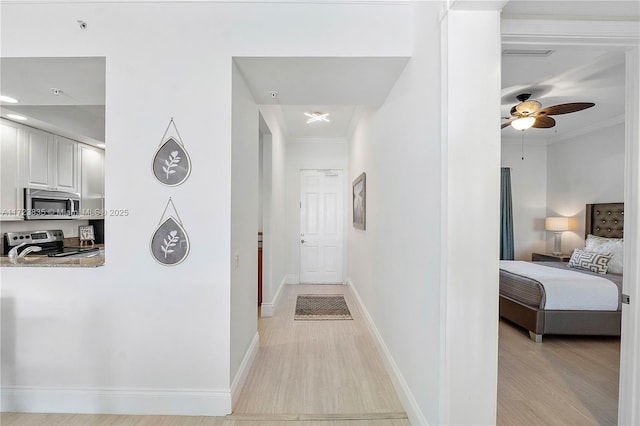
xmin=545 ymin=216 xmax=570 ymax=256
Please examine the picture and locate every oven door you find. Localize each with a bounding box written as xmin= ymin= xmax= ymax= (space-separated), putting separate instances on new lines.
xmin=25 ymin=189 xmax=80 ymax=220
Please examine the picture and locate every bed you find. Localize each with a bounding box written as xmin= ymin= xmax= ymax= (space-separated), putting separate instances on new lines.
xmin=499 ymin=202 xmax=624 ymax=342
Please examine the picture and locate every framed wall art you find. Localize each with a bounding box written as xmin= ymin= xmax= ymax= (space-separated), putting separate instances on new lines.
xmin=152 ymin=118 xmax=192 ymax=186
xmin=79 ymin=225 xmax=95 ymax=246
xmin=150 ymin=197 xmax=190 ymax=266
xmin=352 ymin=172 xmax=366 ymax=230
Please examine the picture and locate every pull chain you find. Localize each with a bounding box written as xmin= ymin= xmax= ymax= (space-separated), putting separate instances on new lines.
xmin=521 ymin=129 xmax=525 ymax=160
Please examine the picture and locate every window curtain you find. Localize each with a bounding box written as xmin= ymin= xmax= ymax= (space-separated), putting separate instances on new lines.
xmin=500 ymin=167 xmax=515 ymax=260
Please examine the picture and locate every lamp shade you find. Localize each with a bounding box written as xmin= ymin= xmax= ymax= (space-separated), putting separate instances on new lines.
xmin=545 ymin=216 xmax=570 ymax=232
xmin=511 ymin=116 xmax=536 ymax=130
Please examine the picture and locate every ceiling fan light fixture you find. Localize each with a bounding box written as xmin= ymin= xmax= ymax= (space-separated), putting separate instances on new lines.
xmin=511 ymin=116 xmax=535 ymax=131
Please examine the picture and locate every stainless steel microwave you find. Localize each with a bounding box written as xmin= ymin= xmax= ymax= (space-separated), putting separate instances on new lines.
xmin=24 ymin=188 xmax=80 ymax=220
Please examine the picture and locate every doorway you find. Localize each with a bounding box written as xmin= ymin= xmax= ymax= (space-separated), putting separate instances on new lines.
xmin=498 ymin=9 xmax=639 ymax=424
xmin=299 ymin=169 xmax=344 ymax=284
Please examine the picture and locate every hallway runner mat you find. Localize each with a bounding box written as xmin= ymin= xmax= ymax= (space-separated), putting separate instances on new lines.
xmin=294 ymin=294 xmax=353 ymax=320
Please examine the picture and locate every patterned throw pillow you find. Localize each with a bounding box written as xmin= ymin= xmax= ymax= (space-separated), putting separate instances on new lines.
xmin=568 ymin=248 xmax=613 ymax=274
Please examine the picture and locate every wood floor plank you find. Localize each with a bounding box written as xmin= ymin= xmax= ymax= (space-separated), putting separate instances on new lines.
xmin=497 ymin=319 xmax=620 ymax=426
xmin=227 ymin=412 xmax=407 ymax=421
xmin=0 ymin=413 xmax=408 ymax=426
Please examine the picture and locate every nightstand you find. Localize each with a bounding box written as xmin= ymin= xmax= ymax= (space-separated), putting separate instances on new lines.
xmin=532 ymin=252 xmax=571 ymax=262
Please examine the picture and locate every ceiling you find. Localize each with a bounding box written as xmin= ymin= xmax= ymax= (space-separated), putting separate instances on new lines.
xmin=234 ymin=57 xmax=409 ymax=140
xmin=0 ymin=57 xmax=105 ymax=145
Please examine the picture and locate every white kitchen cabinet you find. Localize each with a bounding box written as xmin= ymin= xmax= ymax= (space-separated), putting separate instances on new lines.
xmin=24 ymin=126 xmax=54 ymax=190
xmin=79 ymin=144 xmax=104 ymax=218
xmin=23 ymin=127 xmax=78 ymax=192
xmin=54 ymin=136 xmax=78 ymax=192
xmin=0 ymin=119 xmax=23 ymax=220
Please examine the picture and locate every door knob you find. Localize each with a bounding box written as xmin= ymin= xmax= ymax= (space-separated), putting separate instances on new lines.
xmin=301 ymin=239 xmax=305 ymax=243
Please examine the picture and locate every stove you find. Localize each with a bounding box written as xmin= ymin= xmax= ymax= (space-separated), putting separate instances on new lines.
xmin=3 ymin=229 xmax=99 ymax=257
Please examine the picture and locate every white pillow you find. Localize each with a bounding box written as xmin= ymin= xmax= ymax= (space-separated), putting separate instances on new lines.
xmin=585 ymin=234 xmax=624 ymax=274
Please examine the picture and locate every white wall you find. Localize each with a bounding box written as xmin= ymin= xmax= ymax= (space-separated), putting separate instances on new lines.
xmin=285 ymin=138 xmax=349 ymax=283
xmin=230 ymin=63 xmax=258 ymax=385
xmin=348 ymin=3 xmax=442 ymax=424
xmin=547 ymin=123 xmax=625 ymax=253
xmin=257 ymin=107 xmax=289 ymax=316
xmin=501 ymin=141 xmax=547 ymax=260
xmin=0 ymin=1 xmax=414 ymax=415
xmin=441 ymin=8 xmax=501 ymax=424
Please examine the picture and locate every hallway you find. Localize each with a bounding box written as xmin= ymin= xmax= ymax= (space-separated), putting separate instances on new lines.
xmin=231 ymin=284 xmax=409 ymax=422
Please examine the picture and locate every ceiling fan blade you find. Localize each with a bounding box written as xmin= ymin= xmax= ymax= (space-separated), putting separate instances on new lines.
xmin=532 ymin=116 xmax=556 ymax=129
xmin=501 ymin=121 xmax=513 ymax=129
xmin=538 ymin=102 xmax=595 ymax=116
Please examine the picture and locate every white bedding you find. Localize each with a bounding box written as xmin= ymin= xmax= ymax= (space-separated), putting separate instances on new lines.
xmin=499 ymin=261 xmax=619 ymax=311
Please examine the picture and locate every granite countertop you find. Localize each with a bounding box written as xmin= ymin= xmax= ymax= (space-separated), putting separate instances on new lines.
xmin=0 ymin=247 xmax=105 ymax=268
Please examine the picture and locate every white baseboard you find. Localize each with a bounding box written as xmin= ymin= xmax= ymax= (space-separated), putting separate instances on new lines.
xmin=0 ymin=386 xmax=231 ymax=416
xmin=347 ymin=279 xmax=428 ymax=426
xmin=230 ymin=332 xmax=260 ymax=407
xmin=261 ymin=275 xmax=287 ymax=317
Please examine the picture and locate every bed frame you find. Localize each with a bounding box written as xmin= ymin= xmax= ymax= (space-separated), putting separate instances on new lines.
xmin=499 ymin=202 xmax=624 ymax=342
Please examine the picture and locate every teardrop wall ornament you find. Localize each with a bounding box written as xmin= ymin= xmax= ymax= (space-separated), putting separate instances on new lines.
xmin=150 ymin=198 xmax=190 ymax=266
xmin=152 ymin=118 xmax=192 ymax=186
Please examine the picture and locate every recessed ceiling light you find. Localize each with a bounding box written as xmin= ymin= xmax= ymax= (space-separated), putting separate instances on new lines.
xmin=6 ymin=113 xmax=27 ymax=121
xmin=305 ymin=112 xmax=330 ymax=124
xmin=0 ymin=95 xmax=19 ymax=103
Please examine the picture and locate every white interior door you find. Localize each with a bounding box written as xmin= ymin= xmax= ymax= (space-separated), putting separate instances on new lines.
xmin=300 ymin=170 xmax=343 ymax=284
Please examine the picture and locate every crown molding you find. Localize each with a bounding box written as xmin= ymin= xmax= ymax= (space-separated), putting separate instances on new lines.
xmin=501 ymin=115 xmax=626 ymax=146
xmin=502 ymin=18 xmax=640 ymax=47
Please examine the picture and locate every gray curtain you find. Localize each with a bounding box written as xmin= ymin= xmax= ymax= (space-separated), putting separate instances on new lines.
xmin=500 ymin=167 xmax=515 ymax=260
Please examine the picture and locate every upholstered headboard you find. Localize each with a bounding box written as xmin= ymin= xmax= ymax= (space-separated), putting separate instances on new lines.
xmin=585 ymin=203 xmax=624 ymax=239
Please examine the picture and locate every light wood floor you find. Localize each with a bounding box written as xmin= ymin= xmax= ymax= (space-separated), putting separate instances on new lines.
xmin=1 ymin=284 xmax=408 ymax=426
xmin=2 ymin=288 xmax=622 ymax=426
xmin=497 ymin=318 xmax=620 ymax=425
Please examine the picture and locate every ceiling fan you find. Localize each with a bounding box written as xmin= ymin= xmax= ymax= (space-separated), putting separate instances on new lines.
xmin=501 ymin=93 xmax=595 ymax=130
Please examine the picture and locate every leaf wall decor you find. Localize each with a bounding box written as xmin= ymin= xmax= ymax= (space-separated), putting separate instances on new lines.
xmin=153 ymin=137 xmax=191 ymax=186
xmin=151 ymin=216 xmax=190 ymax=266
xmin=163 ymin=151 xmax=181 ymax=180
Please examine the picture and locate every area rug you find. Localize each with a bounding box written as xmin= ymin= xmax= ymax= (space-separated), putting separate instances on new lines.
xmin=294 ymin=294 xmax=353 ymax=320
